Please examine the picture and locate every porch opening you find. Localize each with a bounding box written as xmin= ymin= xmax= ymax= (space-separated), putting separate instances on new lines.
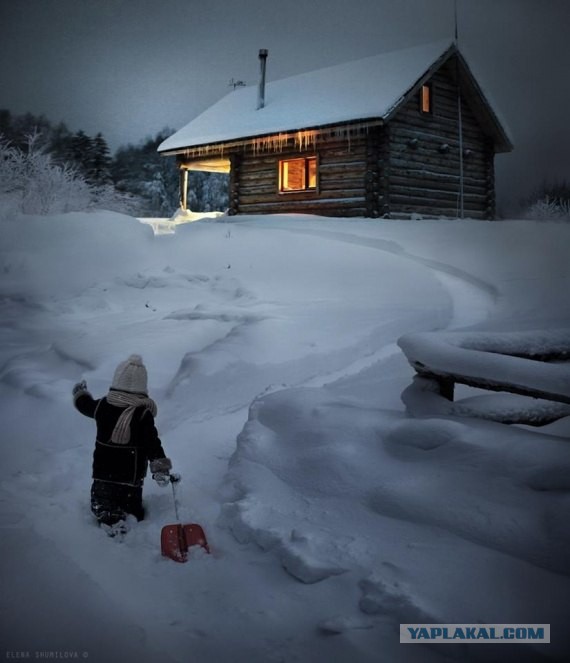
xmin=179 ymin=158 xmax=230 ymax=212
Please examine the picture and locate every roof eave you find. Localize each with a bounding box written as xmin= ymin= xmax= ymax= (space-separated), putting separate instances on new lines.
xmin=158 ymin=117 xmax=386 ymax=157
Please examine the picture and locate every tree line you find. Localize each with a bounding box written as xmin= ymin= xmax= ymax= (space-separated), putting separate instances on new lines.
xmin=0 ymin=109 xmax=228 ymax=216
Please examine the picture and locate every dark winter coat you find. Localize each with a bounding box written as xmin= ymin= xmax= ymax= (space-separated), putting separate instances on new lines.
xmin=75 ymin=392 xmax=167 ymax=488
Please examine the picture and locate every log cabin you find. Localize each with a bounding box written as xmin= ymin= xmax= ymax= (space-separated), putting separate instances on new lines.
xmin=158 ymin=40 xmax=512 ymax=219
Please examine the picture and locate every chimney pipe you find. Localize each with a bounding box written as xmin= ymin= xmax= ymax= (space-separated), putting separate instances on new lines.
xmin=257 ymin=49 xmax=268 ymax=110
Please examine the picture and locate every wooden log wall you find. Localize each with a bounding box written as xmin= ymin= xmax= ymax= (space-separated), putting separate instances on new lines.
xmin=379 ymin=126 xmax=391 ymax=217
xmin=485 ymin=138 xmax=496 ymax=219
xmin=365 ymin=126 xmax=381 ymax=217
xmin=388 ymin=58 xmax=495 ymax=220
xmin=228 ymin=153 xmax=242 ymax=215
xmin=232 ymin=133 xmax=370 ymax=217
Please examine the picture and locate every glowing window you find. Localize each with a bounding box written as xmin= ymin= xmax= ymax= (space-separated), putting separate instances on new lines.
xmin=420 ymin=84 xmax=432 ymax=114
xmin=279 ymin=157 xmax=317 ymax=192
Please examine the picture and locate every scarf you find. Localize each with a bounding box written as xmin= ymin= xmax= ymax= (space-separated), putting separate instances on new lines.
xmin=106 ymin=389 xmax=157 ymax=445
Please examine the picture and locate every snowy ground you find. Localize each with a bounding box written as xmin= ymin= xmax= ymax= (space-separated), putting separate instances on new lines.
xmin=1 ymin=211 xmax=569 ymax=662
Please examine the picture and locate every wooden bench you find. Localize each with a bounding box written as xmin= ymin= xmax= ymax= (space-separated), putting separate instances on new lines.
xmin=398 ymin=330 xmax=570 ymax=426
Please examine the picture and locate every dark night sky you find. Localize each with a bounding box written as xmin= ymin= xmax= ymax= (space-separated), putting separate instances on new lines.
xmin=1 ymin=0 xmax=569 ymax=212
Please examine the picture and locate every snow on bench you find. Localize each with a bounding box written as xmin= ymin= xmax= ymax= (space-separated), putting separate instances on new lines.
xmin=398 ymin=329 xmax=570 ymax=426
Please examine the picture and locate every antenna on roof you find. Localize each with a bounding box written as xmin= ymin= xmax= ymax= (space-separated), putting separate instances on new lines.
xmin=228 ymin=78 xmax=246 ymax=90
xmin=454 ymin=0 xmax=459 ymax=43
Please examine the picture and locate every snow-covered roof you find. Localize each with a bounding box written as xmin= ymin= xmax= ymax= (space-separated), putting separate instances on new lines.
xmin=159 ymin=40 xmax=458 ymax=154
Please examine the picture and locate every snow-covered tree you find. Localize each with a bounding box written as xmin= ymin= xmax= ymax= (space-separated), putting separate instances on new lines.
xmin=0 ymin=132 xmax=91 ymax=215
xmin=187 ymin=171 xmax=229 ymax=212
xmin=90 ymin=133 xmax=113 ymax=185
xmin=112 ymin=131 xmax=180 ymax=215
xmin=0 ymin=110 xmax=229 ymax=217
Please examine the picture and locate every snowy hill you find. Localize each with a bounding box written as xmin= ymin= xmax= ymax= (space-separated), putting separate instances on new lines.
xmin=1 ymin=211 xmax=569 ymax=662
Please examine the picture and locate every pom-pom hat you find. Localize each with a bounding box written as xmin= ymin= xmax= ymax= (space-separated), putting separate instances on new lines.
xmin=111 ymin=354 xmax=148 ymax=395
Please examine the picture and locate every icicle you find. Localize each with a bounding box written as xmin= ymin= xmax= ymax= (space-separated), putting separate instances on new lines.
xmin=294 ymin=130 xmax=317 ymax=152
xmin=171 ymin=120 xmax=386 ymax=161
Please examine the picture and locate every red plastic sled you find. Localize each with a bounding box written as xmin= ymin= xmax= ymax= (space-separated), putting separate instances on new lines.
xmin=161 ymin=523 xmax=210 ymax=563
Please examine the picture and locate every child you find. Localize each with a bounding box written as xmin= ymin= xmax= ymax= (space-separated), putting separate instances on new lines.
xmin=73 ymin=354 xmax=174 ymax=533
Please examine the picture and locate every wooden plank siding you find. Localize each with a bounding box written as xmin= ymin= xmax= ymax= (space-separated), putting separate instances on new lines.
xmin=231 ymin=134 xmax=370 ymax=217
xmin=388 ymin=59 xmax=494 ymax=219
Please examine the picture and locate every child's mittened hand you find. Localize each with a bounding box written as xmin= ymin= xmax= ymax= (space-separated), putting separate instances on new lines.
xmin=153 ymin=472 xmax=170 ymax=487
xmin=72 ymin=380 xmax=88 ymax=396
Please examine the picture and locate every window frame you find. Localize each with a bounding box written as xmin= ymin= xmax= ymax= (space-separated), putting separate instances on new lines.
xmin=278 ymin=155 xmax=318 ymax=194
xmin=419 ymin=83 xmax=433 ymax=115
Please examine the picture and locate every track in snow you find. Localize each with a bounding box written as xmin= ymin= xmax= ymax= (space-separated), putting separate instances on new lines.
xmin=245 ymin=221 xmax=498 ymax=385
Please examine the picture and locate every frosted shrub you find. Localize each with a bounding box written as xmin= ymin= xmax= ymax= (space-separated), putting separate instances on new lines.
xmin=523 ymin=181 xmax=570 ymax=221
xmin=88 ymin=184 xmax=144 ymax=215
xmin=0 ymin=133 xmax=91 ymax=215
xmin=22 ymin=158 xmax=92 ymax=215
xmin=525 ymin=196 xmax=570 ymax=221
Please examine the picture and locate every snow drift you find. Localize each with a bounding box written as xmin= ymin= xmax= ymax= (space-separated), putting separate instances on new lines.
xmin=1 ymin=211 xmax=569 ymax=662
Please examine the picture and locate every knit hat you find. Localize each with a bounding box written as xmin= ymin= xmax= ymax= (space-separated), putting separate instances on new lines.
xmin=111 ymin=354 xmax=148 ymax=395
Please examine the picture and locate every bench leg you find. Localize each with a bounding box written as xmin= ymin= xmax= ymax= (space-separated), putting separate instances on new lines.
xmin=437 ymin=377 xmax=455 ymax=401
